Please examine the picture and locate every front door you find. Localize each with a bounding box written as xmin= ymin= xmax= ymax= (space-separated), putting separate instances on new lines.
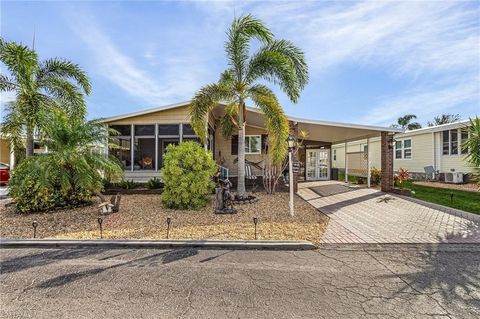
xmin=306 ymin=149 xmax=330 ymax=181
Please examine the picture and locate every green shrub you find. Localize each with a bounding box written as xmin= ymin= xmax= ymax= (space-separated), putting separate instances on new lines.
xmin=9 ymin=158 xmax=91 ymax=213
xmin=145 ymin=177 xmax=163 ymax=189
xmin=161 ymin=141 xmax=216 ymax=209
xmin=8 ymin=110 xmax=123 ymax=213
xmin=370 ymin=167 xmax=381 ymax=185
xmin=118 ymin=179 xmax=137 ymax=189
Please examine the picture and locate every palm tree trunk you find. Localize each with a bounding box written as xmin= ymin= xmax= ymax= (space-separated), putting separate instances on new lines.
xmin=25 ymin=125 xmax=34 ymax=158
xmin=237 ymin=101 xmax=246 ymax=198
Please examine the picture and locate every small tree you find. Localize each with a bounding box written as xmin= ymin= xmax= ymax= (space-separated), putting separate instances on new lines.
xmin=161 ymin=141 xmax=216 ymax=209
xmin=8 ymin=109 xmax=123 ymax=213
xmin=462 ymin=116 xmax=480 ymax=174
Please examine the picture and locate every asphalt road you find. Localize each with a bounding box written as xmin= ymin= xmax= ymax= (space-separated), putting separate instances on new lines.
xmin=1 ymin=245 xmax=479 ymax=318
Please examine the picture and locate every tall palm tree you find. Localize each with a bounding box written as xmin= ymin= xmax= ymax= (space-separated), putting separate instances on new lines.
xmin=392 ymin=114 xmax=422 ymax=130
xmin=189 ymin=14 xmax=308 ymax=197
xmin=0 ymin=38 xmax=91 ymax=158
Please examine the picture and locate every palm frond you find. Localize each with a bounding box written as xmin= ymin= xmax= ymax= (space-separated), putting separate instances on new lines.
xmin=0 ymin=40 xmax=38 ymax=86
xmin=38 ymin=58 xmax=91 ymax=95
xmin=246 ymin=39 xmax=308 ymax=103
xmin=0 ymin=101 xmax=25 ymax=151
xmin=225 ymin=14 xmax=273 ymax=82
xmin=220 ymin=101 xmax=239 ymax=138
xmin=249 ymin=84 xmax=289 ymax=165
xmin=0 ymin=74 xmax=18 ymax=91
xmin=190 ymin=82 xmax=233 ymax=142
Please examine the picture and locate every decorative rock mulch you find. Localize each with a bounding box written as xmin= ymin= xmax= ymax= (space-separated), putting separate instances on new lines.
xmin=0 ymin=192 xmax=328 ymax=245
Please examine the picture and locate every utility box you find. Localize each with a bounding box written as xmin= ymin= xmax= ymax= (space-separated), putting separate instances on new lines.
xmin=331 ymin=168 xmax=339 ymax=180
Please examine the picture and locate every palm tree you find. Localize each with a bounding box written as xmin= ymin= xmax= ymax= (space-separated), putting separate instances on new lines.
xmin=189 ymin=15 xmax=308 ymax=197
xmin=9 ymin=108 xmax=123 ymax=212
xmin=392 ymin=114 xmax=422 ymax=130
xmin=462 ymin=116 xmax=480 ymax=173
xmin=428 ymin=113 xmax=461 ymax=127
xmin=0 ymin=38 xmax=91 ymax=158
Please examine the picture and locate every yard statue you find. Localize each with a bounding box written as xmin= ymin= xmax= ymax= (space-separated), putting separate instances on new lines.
xmin=214 ymin=178 xmax=237 ymax=214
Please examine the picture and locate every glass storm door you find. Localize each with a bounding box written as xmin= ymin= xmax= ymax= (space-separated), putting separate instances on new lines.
xmin=306 ymin=149 xmax=330 ymax=181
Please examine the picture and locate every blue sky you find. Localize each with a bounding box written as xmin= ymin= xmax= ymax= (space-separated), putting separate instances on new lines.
xmin=1 ymin=0 xmax=479 ymax=127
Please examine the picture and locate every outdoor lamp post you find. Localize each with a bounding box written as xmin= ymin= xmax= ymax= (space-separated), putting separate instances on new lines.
xmin=287 ymin=135 xmax=295 ymax=217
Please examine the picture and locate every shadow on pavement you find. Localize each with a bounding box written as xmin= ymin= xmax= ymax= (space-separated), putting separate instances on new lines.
xmin=35 ymin=248 xmax=199 ymax=289
xmin=0 ymin=248 xmax=104 ymax=275
xmin=380 ymin=224 xmax=480 ymax=312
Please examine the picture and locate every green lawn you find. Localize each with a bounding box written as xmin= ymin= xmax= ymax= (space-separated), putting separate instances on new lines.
xmin=397 ymin=181 xmax=480 ymax=214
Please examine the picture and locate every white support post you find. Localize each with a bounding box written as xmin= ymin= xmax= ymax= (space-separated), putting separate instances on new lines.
xmin=344 ymin=141 xmax=348 ymax=183
xmin=155 ymin=124 xmax=159 ymax=171
xmin=204 ymin=116 xmax=208 ymax=151
xmin=9 ymin=141 xmax=15 ymax=169
xmin=130 ymin=124 xmax=134 ymax=172
xmin=367 ymin=138 xmax=371 ymax=188
xmin=288 ymin=150 xmax=294 ymax=217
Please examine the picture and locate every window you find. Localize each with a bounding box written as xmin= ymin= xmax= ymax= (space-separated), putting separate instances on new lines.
xmin=333 ymin=149 xmax=337 ymax=161
xmin=109 ymin=125 xmax=131 ymax=136
xmin=363 ymin=145 xmax=368 ymax=153
xmin=395 ymin=139 xmax=412 ymax=159
xmin=451 ymin=130 xmax=458 ymax=155
xmin=245 ymin=135 xmax=261 ymax=154
xmin=443 ymin=129 xmax=465 ymax=156
xmin=134 ymin=125 xmax=155 ymax=136
xmin=182 ymin=124 xmax=196 ymax=136
xmin=461 ymin=129 xmax=469 ymax=155
xmin=442 ymin=130 xmax=450 ymax=155
xmin=158 ymin=124 xmax=179 ymax=136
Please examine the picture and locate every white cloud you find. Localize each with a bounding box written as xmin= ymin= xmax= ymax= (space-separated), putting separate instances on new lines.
xmin=196 ymin=1 xmax=479 ymax=122
xmin=66 ymin=13 xmax=211 ymax=106
xmin=359 ymin=78 xmax=480 ymax=126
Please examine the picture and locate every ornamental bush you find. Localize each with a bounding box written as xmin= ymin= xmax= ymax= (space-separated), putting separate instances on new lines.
xmin=161 ymin=141 xmax=216 ymax=209
xmin=9 ymin=158 xmax=91 ymax=213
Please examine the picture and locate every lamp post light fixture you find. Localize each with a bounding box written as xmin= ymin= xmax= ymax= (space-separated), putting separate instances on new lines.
xmin=32 ymin=221 xmax=38 ymax=239
xmin=287 ymin=135 xmax=295 ymax=217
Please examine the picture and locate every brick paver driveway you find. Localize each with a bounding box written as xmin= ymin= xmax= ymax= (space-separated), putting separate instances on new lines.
xmin=298 ymin=181 xmax=480 ymax=244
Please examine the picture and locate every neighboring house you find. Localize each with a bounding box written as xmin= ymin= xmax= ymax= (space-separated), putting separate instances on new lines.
xmin=0 ymin=137 xmax=12 ymax=166
xmin=332 ymin=119 xmax=477 ymax=181
xmin=102 ymin=101 xmax=401 ymax=189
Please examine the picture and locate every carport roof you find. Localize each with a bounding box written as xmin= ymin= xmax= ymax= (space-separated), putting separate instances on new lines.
xmin=102 ymin=101 xmax=403 ymax=144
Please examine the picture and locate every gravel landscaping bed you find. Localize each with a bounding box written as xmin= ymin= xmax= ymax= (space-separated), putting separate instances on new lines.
xmin=0 ymin=193 xmax=328 ymax=245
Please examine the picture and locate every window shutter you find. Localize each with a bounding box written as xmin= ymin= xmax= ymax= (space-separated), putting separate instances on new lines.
xmin=261 ymin=134 xmax=268 ymax=154
xmin=231 ymin=135 xmax=238 ymax=155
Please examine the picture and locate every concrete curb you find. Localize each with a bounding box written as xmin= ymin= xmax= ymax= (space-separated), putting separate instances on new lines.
xmin=0 ymin=239 xmax=316 ymax=251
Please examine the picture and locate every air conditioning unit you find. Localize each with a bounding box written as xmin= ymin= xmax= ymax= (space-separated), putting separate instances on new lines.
xmin=444 ymin=172 xmax=464 ymax=184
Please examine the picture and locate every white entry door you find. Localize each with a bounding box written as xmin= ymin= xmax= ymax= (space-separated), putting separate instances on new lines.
xmin=306 ymin=149 xmax=330 ymax=181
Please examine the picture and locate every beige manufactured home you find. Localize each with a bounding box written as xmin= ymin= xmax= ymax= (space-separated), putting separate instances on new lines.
xmin=102 ymin=101 xmax=401 ymax=190
xmin=332 ymin=119 xmax=477 ymax=181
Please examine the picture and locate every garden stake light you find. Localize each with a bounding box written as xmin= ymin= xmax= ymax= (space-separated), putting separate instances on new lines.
xmin=97 ymin=217 xmax=103 ymax=239
xmin=166 ymin=217 xmax=171 ymax=239
xmin=32 ymin=221 xmax=38 ymax=239
xmin=450 ymin=193 xmax=454 ymax=204
xmin=253 ymin=217 xmax=258 ymax=240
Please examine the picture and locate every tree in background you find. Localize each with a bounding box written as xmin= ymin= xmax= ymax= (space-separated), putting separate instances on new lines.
xmin=189 ymin=14 xmax=308 ymax=197
xmin=8 ymin=109 xmax=123 ymax=213
xmin=0 ymin=38 xmax=90 ymax=158
xmin=428 ymin=114 xmax=461 ymax=127
xmin=391 ymin=114 xmax=422 ymax=130
xmin=462 ymin=116 xmax=480 ymax=175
